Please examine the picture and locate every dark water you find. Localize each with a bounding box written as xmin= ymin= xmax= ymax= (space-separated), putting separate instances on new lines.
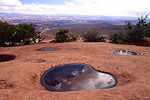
xmin=0 ymin=54 xmax=16 ymax=63
xmin=40 ymin=48 xmax=55 ymax=51
xmin=111 ymin=50 xmax=140 ymax=56
xmin=41 ymin=64 xmax=117 ymax=92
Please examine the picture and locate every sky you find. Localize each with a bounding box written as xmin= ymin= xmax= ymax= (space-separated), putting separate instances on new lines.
xmin=20 ymin=0 xmax=71 ymax=5
xmin=0 ymin=0 xmax=150 ymax=17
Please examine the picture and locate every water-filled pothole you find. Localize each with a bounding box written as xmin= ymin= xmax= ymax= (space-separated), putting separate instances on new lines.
xmin=111 ymin=50 xmax=140 ymax=56
xmin=39 ymin=48 xmax=55 ymax=51
xmin=41 ymin=63 xmax=117 ymax=92
xmin=0 ymin=54 xmax=16 ymax=63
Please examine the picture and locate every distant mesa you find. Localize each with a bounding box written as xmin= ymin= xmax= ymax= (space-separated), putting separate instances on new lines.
xmin=0 ymin=54 xmax=16 ymax=63
xmin=111 ymin=50 xmax=140 ymax=56
xmin=41 ymin=63 xmax=117 ymax=92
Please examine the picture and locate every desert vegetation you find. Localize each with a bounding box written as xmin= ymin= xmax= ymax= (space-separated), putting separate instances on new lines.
xmin=0 ymin=21 xmax=42 ymax=47
xmin=82 ymin=29 xmax=105 ymax=42
xmin=110 ymin=15 xmax=150 ymax=44
xmin=55 ymin=16 xmax=150 ymax=44
xmin=55 ymin=29 xmax=105 ymax=42
xmin=1 ymin=15 xmax=150 ymax=46
xmin=55 ymin=28 xmax=78 ymax=42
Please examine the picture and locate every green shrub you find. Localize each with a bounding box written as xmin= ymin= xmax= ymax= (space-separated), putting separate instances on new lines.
xmin=110 ymin=32 xmax=126 ymax=43
xmin=55 ymin=29 xmax=69 ymax=42
xmin=15 ymin=23 xmax=37 ymax=45
xmin=69 ymin=35 xmax=79 ymax=42
xmin=0 ymin=21 xmax=16 ymax=46
xmin=55 ymin=29 xmax=78 ymax=42
xmin=110 ymin=15 xmax=150 ymax=44
xmin=82 ymin=30 xmax=105 ymax=42
xmin=0 ymin=21 xmax=41 ymax=47
xmin=125 ymin=15 xmax=150 ymax=43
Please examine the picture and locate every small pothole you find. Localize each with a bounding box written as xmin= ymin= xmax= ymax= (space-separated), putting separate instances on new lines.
xmin=146 ymin=49 xmax=150 ymax=51
xmin=41 ymin=63 xmax=117 ymax=92
xmin=0 ymin=54 xmax=16 ymax=63
xmin=0 ymin=80 xmax=15 ymax=89
xmin=38 ymin=48 xmax=55 ymax=51
xmin=35 ymin=58 xmax=46 ymax=63
xmin=111 ymin=50 xmax=140 ymax=56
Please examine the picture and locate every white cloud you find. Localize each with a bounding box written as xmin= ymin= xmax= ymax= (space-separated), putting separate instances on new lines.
xmin=0 ymin=0 xmax=22 ymax=7
xmin=0 ymin=0 xmax=150 ymax=16
xmin=65 ymin=0 xmax=150 ymax=16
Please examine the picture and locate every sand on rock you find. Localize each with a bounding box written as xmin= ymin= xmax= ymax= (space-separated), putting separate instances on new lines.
xmin=0 ymin=41 xmax=150 ymax=100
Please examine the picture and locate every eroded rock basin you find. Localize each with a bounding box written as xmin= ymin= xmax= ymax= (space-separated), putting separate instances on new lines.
xmin=111 ymin=50 xmax=140 ymax=56
xmin=0 ymin=54 xmax=16 ymax=63
xmin=39 ymin=48 xmax=55 ymax=51
xmin=41 ymin=64 xmax=117 ymax=92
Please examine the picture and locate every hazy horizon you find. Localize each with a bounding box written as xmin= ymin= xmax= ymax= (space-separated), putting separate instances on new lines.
xmin=0 ymin=0 xmax=149 ymax=17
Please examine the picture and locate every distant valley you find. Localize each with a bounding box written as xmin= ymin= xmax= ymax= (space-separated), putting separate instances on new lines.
xmin=0 ymin=12 xmax=138 ymax=39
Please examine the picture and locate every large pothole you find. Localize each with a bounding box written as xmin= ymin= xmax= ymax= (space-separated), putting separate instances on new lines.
xmin=111 ymin=50 xmax=140 ymax=56
xmin=0 ymin=54 xmax=16 ymax=63
xmin=41 ymin=63 xmax=117 ymax=92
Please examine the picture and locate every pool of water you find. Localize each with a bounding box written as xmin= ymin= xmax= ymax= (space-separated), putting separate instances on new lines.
xmin=39 ymin=48 xmax=55 ymax=51
xmin=41 ymin=63 xmax=117 ymax=92
xmin=0 ymin=54 xmax=16 ymax=63
xmin=111 ymin=50 xmax=140 ymax=56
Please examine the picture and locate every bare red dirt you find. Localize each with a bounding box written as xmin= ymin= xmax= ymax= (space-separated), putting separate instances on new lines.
xmin=0 ymin=41 xmax=150 ymax=100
